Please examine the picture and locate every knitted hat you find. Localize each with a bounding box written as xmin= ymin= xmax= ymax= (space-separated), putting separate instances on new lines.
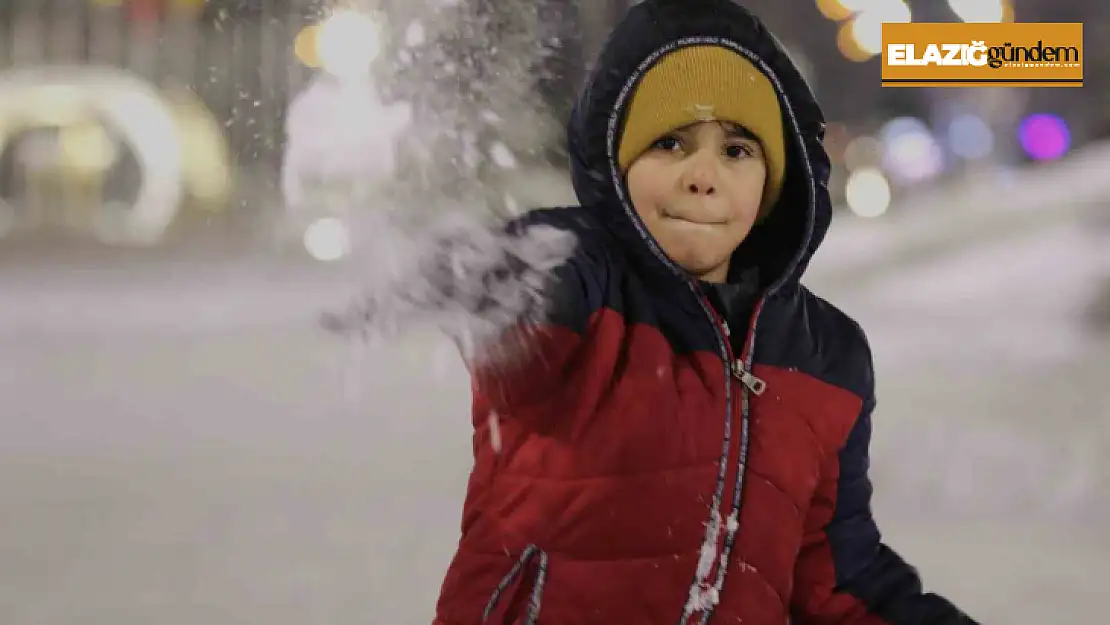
xmin=618 ymin=45 xmax=786 ymax=218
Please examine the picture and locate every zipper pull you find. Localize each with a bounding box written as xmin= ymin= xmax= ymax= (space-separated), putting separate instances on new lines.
xmin=732 ymin=361 xmax=766 ymax=395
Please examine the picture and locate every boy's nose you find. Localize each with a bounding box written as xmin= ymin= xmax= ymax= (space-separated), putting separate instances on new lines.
xmin=681 ymin=161 xmax=717 ymax=196
xmin=687 ymin=181 xmax=716 ymax=195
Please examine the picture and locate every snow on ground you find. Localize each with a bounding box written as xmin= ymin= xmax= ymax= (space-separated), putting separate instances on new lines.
xmin=1 ymin=184 xmax=1108 ymax=624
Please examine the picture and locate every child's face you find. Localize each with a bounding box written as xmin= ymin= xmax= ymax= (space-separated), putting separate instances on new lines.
xmin=626 ymin=121 xmax=766 ymax=283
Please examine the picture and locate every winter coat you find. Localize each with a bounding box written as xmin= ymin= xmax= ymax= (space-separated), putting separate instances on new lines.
xmin=432 ymin=1 xmax=975 ymax=624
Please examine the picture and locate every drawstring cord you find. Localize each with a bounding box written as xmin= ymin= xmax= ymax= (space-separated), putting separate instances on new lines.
xmin=482 ymin=544 xmax=549 ymax=625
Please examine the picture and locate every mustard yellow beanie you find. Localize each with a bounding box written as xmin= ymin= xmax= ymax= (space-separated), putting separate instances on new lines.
xmin=618 ymin=45 xmax=786 ymax=218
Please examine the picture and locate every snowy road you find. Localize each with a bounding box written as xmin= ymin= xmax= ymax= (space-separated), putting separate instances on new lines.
xmin=1 ymin=209 xmax=1108 ymax=624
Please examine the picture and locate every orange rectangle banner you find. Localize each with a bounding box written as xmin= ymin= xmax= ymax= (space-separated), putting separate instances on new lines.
xmin=881 ymin=22 xmax=1083 ymax=87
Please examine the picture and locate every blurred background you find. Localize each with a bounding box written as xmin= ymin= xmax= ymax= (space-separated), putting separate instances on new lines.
xmin=0 ymin=1 xmax=1107 ymax=624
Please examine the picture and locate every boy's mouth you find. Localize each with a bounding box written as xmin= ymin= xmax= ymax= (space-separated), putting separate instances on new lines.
xmin=662 ymin=208 xmax=727 ymax=226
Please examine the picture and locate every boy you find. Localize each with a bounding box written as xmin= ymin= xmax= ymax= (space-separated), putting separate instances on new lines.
xmin=331 ymin=0 xmax=978 ymax=623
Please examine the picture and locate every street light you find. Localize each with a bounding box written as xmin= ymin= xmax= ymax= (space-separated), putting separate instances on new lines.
xmin=304 ymin=216 xmax=352 ymax=262
xmin=836 ymin=21 xmax=873 ymax=63
xmin=1019 ymin=113 xmax=1071 ymax=161
xmin=318 ymin=10 xmax=383 ymax=79
xmin=850 ymin=0 xmax=912 ymax=56
xmin=294 ymin=9 xmax=384 ymax=81
xmin=816 ymin=0 xmax=853 ymax=21
xmin=845 ymin=167 xmax=892 ymax=218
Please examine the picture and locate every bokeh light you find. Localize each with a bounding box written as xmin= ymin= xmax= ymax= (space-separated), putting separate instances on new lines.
xmin=304 ymin=217 xmax=352 ymax=262
xmin=879 ymin=117 xmax=945 ymax=184
xmin=846 ymin=167 xmax=892 ymax=218
xmin=836 ymin=21 xmax=873 ymax=63
xmin=844 ymin=135 xmax=883 ymax=171
xmin=316 ymin=10 xmax=383 ymax=80
xmin=1018 ymin=113 xmax=1071 ymax=161
xmin=947 ymin=114 xmax=994 ymax=160
xmin=823 ymin=121 xmax=852 ymax=164
xmin=295 ymin=10 xmax=383 ymax=79
xmin=816 ymin=0 xmax=854 ymax=21
xmin=850 ymin=1 xmax=912 ymax=56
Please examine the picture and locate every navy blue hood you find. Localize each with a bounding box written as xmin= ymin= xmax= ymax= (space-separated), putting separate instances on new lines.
xmin=566 ymin=0 xmax=832 ymax=290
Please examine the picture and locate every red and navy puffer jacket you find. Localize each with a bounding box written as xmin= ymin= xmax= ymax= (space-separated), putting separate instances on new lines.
xmin=434 ymin=1 xmax=974 ymax=624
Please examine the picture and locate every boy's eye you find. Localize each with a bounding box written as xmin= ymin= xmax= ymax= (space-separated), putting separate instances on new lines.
xmin=650 ymin=136 xmax=681 ymax=152
xmin=725 ymin=143 xmax=755 ymax=159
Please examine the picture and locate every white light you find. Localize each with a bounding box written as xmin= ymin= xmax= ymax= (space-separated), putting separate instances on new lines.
xmin=846 ymin=167 xmax=892 ymax=218
xmin=948 ymin=113 xmax=994 ymax=160
xmin=879 ymin=116 xmax=929 ymax=141
xmin=317 ymin=10 xmax=383 ymax=80
xmin=885 ymin=133 xmax=944 ymax=183
xmin=304 ymin=217 xmax=351 ymax=262
xmin=947 ymin=0 xmax=1006 ymax=22
xmin=851 ymin=1 xmax=912 ymax=55
xmin=879 ymin=117 xmax=944 ymax=184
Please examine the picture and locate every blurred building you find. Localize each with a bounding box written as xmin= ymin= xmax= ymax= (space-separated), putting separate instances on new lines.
xmin=0 ymin=0 xmax=1104 ymax=247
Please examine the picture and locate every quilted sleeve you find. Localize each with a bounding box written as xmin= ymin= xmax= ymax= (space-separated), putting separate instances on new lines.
xmin=790 ymin=348 xmax=977 ymax=625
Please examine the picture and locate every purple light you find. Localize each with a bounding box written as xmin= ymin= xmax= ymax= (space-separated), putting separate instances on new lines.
xmin=1018 ymin=114 xmax=1070 ymax=161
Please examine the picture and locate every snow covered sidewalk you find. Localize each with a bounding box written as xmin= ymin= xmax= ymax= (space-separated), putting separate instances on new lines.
xmin=808 ymin=141 xmax=1110 ymax=286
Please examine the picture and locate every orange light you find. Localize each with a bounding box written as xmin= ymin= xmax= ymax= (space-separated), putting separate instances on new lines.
xmin=294 ymin=24 xmax=321 ymax=68
xmin=824 ymin=122 xmax=851 ymax=164
xmin=836 ymin=20 xmax=874 ymax=63
xmin=816 ymin=0 xmax=854 ymax=22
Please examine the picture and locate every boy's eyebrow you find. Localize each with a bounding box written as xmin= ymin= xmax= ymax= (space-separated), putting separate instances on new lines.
xmin=671 ymin=122 xmax=759 ymax=141
xmin=722 ymin=124 xmax=759 ymax=141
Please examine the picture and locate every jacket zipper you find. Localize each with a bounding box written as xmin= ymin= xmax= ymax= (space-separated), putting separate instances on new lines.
xmin=693 ymin=296 xmax=767 ymax=625
xmin=722 ymin=320 xmax=766 ymax=395
xmin=681 ymin=291 xmax=767 ymax=625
